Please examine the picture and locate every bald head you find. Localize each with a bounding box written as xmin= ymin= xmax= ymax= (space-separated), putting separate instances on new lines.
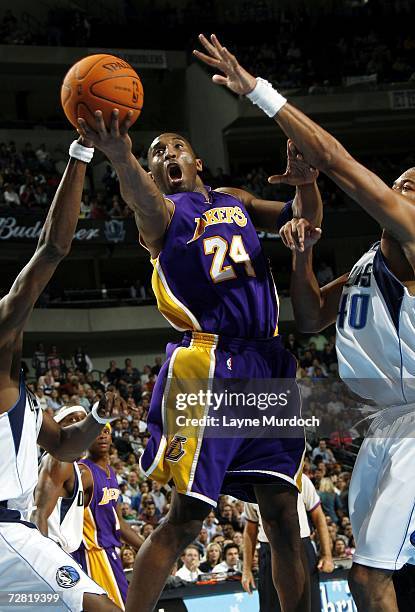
xmin=148 ymin=133 xmax=195 ymax=165
xmin=147 ymin=132 xmax=202 ymax=195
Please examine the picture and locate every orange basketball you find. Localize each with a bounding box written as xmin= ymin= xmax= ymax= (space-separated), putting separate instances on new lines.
xmin=61 ymin=54 xmax=144 ymax=130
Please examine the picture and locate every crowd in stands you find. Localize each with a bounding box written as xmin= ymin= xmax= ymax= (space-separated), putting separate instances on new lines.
xmin=3 ymin=140 xmax=413 ymax=219
xmin=29 ymin=329 xmax=361 ymax=583
xmin=2 ymin=1 xmax=415 ymax=89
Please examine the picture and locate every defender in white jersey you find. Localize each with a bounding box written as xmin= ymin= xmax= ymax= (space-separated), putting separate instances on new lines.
xmin=0 ymin=128 xmax=136 ymax=611
xmin=224 ymin=55 xmax=415 ymax=612
xmin=196 ymin=34 xmax=415 ymax=610
xmin=33 ymin=406 xmax=87 ymax=554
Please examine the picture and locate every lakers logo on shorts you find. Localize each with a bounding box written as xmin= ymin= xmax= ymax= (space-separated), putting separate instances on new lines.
xmin=165 ymin=434 xmax=187 ymax=462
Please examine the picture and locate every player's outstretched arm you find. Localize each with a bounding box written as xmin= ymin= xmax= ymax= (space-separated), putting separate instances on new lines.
xmin=194 ymin=34 xmax=415 ymax=243
xmin=77 ymin=110 xmax=172 ymax=258
xmin=280 ymin=218 xmax=347 ymax=332
xmin=32 ymin=456 xmax=73 ymax=536
xmin=0 ymin=144 xmax=89 ymax=347
xmin=38 ymin=391 xmax=137 ymax=462
xmin=217 ymin=140 xmax=323 ymax=232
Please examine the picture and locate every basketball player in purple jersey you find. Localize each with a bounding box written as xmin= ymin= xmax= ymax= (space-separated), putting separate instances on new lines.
xmin=73 ymin=425 xmax=144 ymax=610
xmin=77 ymin=94 xmax=322 ymax=610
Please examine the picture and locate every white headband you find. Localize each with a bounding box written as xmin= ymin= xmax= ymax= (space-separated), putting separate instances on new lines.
xmin=54 ymin=405 xmax=88 ymax=424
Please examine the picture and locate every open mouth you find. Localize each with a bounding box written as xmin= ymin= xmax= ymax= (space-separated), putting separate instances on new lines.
xmin=166 ymin=163 xmax=183 ymax=184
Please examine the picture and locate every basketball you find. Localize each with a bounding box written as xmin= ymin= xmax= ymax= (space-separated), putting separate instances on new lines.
xmin=60 ymin=54 xmax=143 ymax=130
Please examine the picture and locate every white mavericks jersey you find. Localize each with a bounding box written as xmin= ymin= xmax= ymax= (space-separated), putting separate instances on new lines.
xmin=0 ymin=375 xmax=43 ymax=522
xmin=336 ymin=242 xmax=415 ymax=406
xmin=47 ymin=459 xmax=84 ymax=553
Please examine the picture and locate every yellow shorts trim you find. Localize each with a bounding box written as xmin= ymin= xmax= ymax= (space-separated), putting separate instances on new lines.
xmin=148 ymin=332 xmax=217 ymax=497
xmin=84 ymin=548 xmax=124 ymax=610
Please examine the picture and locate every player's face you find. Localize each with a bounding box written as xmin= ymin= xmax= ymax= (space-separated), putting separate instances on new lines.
xmin=60 ymin=411 xmax=86 ymax=427
xmin=89 ymin=425 xmax=112 ymax=455
xmin=392 ymin=168 xmax=415 ymax=203
xmin=148 ymin=133 xmax=203 ymax=195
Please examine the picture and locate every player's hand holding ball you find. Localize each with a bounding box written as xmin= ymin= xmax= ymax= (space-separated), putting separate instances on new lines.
xmin=61 ymin=53 xmax=144 ymax=163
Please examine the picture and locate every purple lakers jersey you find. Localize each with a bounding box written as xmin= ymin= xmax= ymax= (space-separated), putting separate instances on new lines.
xmin=152 ymin=188 xmax=290 ymax=338
xmin=78 ymin=459 xmax=121 ymax=550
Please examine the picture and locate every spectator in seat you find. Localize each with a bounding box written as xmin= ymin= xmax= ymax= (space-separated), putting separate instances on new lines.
xmin=203 ymin=510 xmax=219 ymax=542
xmin=47 ymin=345 xmax=63 ymax=375
xmin=193 ymin=527 xmax=209 ymax=558
xmin=213 ymin=543 xmax=242 ymax=573
xmin=151 ymin=357 xmax=162 ymax=376
xmin=46 ymin=388 xmax=61 ymax=412
xmin=139 ymin=500 xmax=160 ymax=527
xmin=34 ymin=384 xmax=48 ymax=411
xmin=126 ymin=471 xmax=140 ymax=497
xmin=32 ymin=342 xmax=47 ymax=377
xmin=73 ymin=346 xmax=93 ymax=373
xmin=34 ymin=184 xmax=48 ymax=208
xmin=308 ymin=332 xmax=328 ymax=352
xmin=318 ymin=478 xmax=341 ymax=525
xmin=311 ymin=440 xmax=335 ymax=464
xmin=140 ymin=523 xmax=154 ymax=540
xmin=106 ymin=360 xmax=121 ymax=385
xmin=122 ymin=358 xmax=140 ymax=383
xmin=199 ymin=543 xmax=222 ymax=573
xmin=140 ymin=365 xmax=151 ymax=386
xmin=176 ymin=545 xmax=201 ymax=582
xmin=121 ymin=546 xmax=136 ymax=570
xmin=219 ymin=503 xmax=243 ymax=531
xmin=333 ymin=538 xmax=350 ymax=559
xmin=3 ymin=183 xmax=20 ymax=206
xmin=129 ymin=426 xmax=144 ymax=457
xmin=151 ymin=481 xmax=166 ymax=514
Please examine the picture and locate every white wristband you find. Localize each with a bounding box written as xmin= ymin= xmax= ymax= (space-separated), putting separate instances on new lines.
xmin=246 ymin=77 xmax=287 ymax=118
xmin=91 ymin=401 xmax=117 ymax=424
xmin=69 ymin=140 xmax=94 ymax=163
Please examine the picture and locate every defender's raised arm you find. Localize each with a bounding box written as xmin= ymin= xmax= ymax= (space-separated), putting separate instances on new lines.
xmin=0 ymin=143 xmax=90 ymax=348
xmin=194 ymin=34 xmax=415 ymax=251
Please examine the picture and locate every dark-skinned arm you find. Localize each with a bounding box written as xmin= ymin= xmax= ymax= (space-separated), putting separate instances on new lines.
xmin=310 ymin=504 xmax=335 ymax=573
xmin=77 ymin=111 xmax=173 ymax=259
xmin=0 ymin=151 xmax=88 ymax=347
xmin=194 ymin=34 xmax=413 ymax=243
xmin=291 ymin=247 xmax=347 ymax=333
xmin=242 ymin=519 xmax=258 ymax=594
xmin=32 ymin=456 xmax=73 ymax=536
xmin=278 ymin=219 xmax=347 ymax=332
xmin=38 ymin=392 xmax=135 ymax=463
xmin=79 ymin=462 xmax=93 ymax=507
xmin=116 ymin=505 xmax=144 ymax=550
xmin=217 ymin=182 xmax=322 ymax=232
xmin=273 ymin=104 xmax=415 ymax=242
